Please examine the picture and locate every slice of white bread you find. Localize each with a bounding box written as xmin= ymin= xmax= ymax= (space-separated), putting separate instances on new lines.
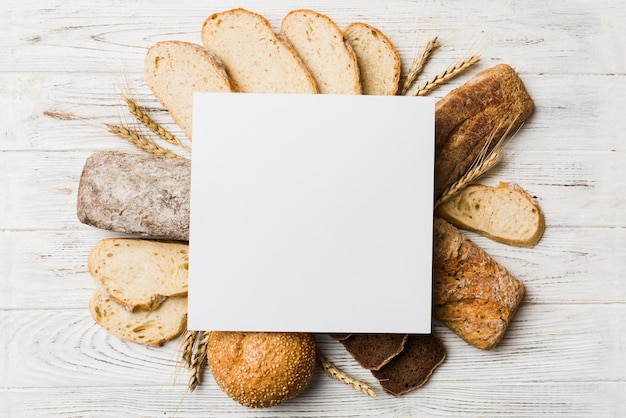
xmin=89 ymin=290 xmax=187 ymax=346
xmin=201 ymin=8 xmax=317 ymax=94
xmin=435 ymin=181 xmax=545 ymax=247
xmin=88 ymin=238 xmax=189 ymax=311
xmin=144 ymin=40 xmax=234 ymax=140
xmin=343 ymin=22 xmax=401 ymax=95
xmin=280 ymin=9 xmax=360 ymax=94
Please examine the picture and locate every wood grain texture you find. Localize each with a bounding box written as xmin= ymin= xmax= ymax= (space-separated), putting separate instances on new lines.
xmin=2 ymin=0 xmax=625 ymax=416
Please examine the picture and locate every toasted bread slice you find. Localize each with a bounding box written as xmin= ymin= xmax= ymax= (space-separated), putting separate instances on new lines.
xmin=343 ymin=22 xmax=401 ymax=95
xmin=280 ymin=9 xmax=360 ymax=94
xmin=144 ymin=40 xmax=234 ymax=140
xmin=89 ymin=290 xmax=187 ymax=347
xmin=201 ymin=8 xmax=317 ymax=94
xmin=436 ymin=181 xmax=545 ymax=247
xmin=88 ymin=238 xmax=189 ymax=311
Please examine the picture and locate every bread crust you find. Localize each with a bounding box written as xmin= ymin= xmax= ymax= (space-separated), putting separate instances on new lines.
xmin=435 ymin=64 xmax=534 ymax=199
xmin=432 ymin=217 xmax=525 ymax=349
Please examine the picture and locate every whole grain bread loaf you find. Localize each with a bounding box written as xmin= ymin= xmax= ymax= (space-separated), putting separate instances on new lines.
xmin=76 ymin=151 xmax=190 ymax=241
xmin=433 ymin=217 xmax=525 ymax=349
xmin=434 ymin=64 xmax=534 ymax=199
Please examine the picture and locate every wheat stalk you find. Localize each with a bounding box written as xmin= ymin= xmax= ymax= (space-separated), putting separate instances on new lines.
xmin=106 ymin=124 xmax=184 ymax=159
xmin=317 ymin=349 xmax=376 ymax=398
xmin=188 ymin=331 xmax=211 ymax=392
xmin=401 ymin=36 xmax=440 ymax=95
xmin=123 ymin=96 xmax=191 ymax=153
xmin=413 ymin=55 xmax=480 ymax=96
xmin=181 ymin=330 xmax=199 ymax=370
xmin=435 ymin=116 xmax=521 ymax=207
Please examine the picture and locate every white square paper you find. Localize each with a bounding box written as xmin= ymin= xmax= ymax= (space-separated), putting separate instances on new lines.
xmin=189 ymin=93 xmax=434 ymax=333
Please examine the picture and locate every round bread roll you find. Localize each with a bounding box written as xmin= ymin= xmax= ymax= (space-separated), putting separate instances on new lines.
xmin=207 ymin=331 xmax=316 ymax=408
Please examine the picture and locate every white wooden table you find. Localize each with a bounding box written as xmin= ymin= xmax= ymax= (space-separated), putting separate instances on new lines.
xmin=2 ymin=1 xmax=625 ymax=416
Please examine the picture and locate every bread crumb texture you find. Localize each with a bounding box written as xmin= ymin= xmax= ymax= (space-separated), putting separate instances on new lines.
xmin=207 ymin=332 xmax=316 ymax=408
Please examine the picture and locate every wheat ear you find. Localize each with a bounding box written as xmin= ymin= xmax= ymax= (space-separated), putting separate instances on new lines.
xmin=123 ymin=96 xmax=191 ymax=152
xmin=188 ymin=331 xmax=211 ymax=392
xmin=413 ymin=55 xmax=480 ymax=96
xmin=401 ymin=36 xmax=440 ymax=95
xmin=435 ymin=116 xmax=521 ymax=207
xmin=317 ymin=349 xmax=376 ymax=398
xmin=181 ymin=330 xmax=199 ymax=370
xmin=106 ymin=124 xmax=184 ymax=159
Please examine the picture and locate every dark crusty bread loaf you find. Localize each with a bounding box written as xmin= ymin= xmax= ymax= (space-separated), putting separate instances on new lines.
xmin=433 ymin=217 xmax=525 ymax=349
xmin=340 ymin=333 xmax=408 ymax=370
xmin=434 ymin=64 xmax=534 ymax=199
xmin=77 ymin=151 xmax=190 ymax=241
xmin=371 ymin=334 xmax=446 ymax=396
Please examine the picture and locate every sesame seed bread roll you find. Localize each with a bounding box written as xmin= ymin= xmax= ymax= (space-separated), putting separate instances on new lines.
xmin=201 ymin=8 xmax=318 ymax=94
xmin=343 ymin=22 xmax=401 ymax=95
xmin=280 ymin=9 xmax=360 ymax=94
xmin=207 ymin=332 xmax=316 ymax=408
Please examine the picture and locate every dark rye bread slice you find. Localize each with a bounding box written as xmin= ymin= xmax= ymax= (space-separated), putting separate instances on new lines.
xmin=328 ymin=333 xmax=352 ymax=341
xmin=77 ymin=151 xmax=190 ymax=241
xmin=434 ymin=64 xmax=534 ymax=199
xmin=371 ymin=334 xmax=446 ymax=396
xmin=340 ymin=333 xmax=408 ymax=370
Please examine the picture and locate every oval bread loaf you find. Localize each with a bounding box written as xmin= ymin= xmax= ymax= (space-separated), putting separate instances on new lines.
xmin=201 ymin=8 xmax=318 ymax=94
xmin=144 ymin=40 xmax=234 ymax=140
xmin=280 ymin=9 xmax=360 ymax=94
xmin=88 ymin=238 xmax=189 ymax=311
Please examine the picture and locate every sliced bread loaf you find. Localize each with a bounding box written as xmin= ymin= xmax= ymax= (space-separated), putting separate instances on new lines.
xmin=436 ymin=181 xmax=545 ymax=247
xmin=343 ymin=22 xmax=401 ymax=95
xmin=89 ymin=290 xmax=187 ymax=346
xmin=201 ymin=8 xmax=317 ymax=94
xmin=88 ymin=238 xmax=189 ymax=311
xmin=144 ymin=40 xmax=234 ymax=140
xmin=280 ymin=9 xmax=360 ymax=94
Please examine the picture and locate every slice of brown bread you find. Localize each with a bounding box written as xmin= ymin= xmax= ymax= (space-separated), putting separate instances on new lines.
xmin=328 ymin=333 xmax=352 ymax=341
xmin=340 ymin=333 xmax=408 ymax=370
xmin=144 ymin=40 xmax=234 ymax=140
xmin=371 ymin=334 xmax=446 ymax=396
xmin=436 ymin=181 xmax=545 ymax=247
xmin=89 ymin=290 xmax=187 ymax=347
xmin=201 ymin=8 xmax=317 ymax=94
xmin=343 ymin=22 xmax=401 ymax=95
xmin=280 ymin=9 xmax=360 ymax=94
xmin=88 ymin=238 xmax=189 ymax=312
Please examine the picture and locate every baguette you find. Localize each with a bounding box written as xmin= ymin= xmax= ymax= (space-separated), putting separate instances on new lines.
xmin=89 ymin=290 xmax=187 ymax=346
xmin=432 ymin=217 xmax=525 ymax=349
xmin=435 ymin=64 xmax=534 ymax=199
xmin=201 ymin=8 xmax=318 ymax=94
xmin=144 ymin=40 xmax=234 ymax=140
xmin=343 ymin=22 xmax=401 ymax=95
xmin=88 ymin=238 xmax=188 ymax=311
xmin=436 ymin=181 xmax=545 ymax=247
xmin=280 ymin=9 xmax=360 ymax=94
xmin=76 ymin=150 xmax=190 ymax=241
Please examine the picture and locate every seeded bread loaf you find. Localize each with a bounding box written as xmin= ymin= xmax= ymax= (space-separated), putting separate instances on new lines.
xmin=433 ymin=217 xmax=525 ymax=349
xmin=201 ymin=8 xmax=317 ymax=94
xmin=343 ymin=22 xmax=401 ymax=95
xmin=144 ymin=41 xmax=235 ymax=140
xmin=435 ymin=64 xmax=534 ymax=199
xmin=77 ymin=150 xmax=190 ymax=241
xmin=436 ymin=181 xmax=545 ymax=247
xmin=88 ymin=238 xmax=188 ymax=311
xmin=89 ymin=290 xmax=187 ymax=346
xmin=280 ymin=9 xmax=360 ymax=94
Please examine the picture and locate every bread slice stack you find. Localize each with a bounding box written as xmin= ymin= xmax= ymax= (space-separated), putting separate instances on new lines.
xmin=87 ymin=238 xmax=189 ymax=346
